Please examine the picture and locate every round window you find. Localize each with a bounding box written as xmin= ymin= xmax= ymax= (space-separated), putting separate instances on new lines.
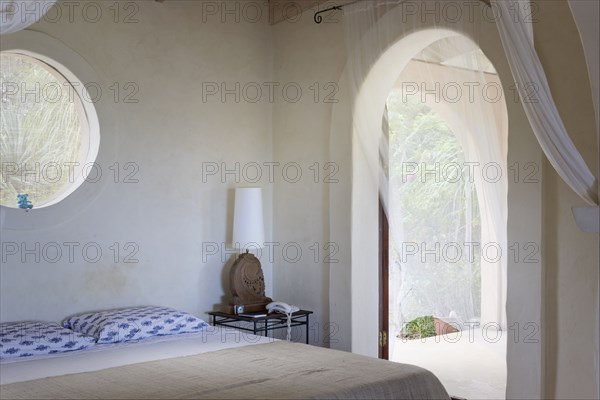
xmin=0 ymin=51 xmax=99 ymax=209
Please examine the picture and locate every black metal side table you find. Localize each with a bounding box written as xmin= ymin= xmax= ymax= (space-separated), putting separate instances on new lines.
xmin=208 ymin=310 xmax=313 ymax=344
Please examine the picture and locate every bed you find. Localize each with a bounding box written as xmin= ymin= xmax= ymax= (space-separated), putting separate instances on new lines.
xmin=0 ymin=325 xmax=449 ymax=399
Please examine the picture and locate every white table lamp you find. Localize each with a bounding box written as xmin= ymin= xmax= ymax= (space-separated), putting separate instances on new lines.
xmin=232 ymin=187 xmax=265 ymax=252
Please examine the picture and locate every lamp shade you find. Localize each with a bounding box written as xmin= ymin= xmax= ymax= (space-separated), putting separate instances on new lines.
xmin=232 ymin=188 xmax=265 ymax=250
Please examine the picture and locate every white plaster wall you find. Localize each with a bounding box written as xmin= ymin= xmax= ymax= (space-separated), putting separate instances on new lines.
xmin=568 ymin=1 xmax=600 ymax=396
xmin=271 ymin=11 xmax=348 ymax=348
xmin=0 ymin=0 xmax=274 ymax=323
xmin=536 ymin=2 xmax=600 ymax=398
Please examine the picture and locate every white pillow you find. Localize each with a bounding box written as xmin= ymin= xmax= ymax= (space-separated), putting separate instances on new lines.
xmin=63 ymin=306 xmax=209 ymax=344
xmin=0 ymin=321 xmax=95 ymax=359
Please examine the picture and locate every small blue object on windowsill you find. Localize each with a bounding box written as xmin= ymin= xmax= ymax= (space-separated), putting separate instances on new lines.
xmin=17 ymin=194 xmax=33 ymax=211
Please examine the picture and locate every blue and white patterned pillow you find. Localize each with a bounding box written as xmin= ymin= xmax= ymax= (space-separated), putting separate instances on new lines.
xmin=63 ymin=306 xmax=209 ymax=344
xmin=0 ymin=321 xmax=95 ymax=360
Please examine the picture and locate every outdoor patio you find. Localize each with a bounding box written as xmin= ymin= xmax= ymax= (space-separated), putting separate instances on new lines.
xmin=391 ymin=328 xmax=507 ymax=399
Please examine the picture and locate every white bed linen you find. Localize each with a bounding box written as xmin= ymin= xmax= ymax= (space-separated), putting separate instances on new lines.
xmin=0 ymin=326 xmax=274 ymax=384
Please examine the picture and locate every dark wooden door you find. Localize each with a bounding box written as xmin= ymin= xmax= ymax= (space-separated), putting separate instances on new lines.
xmin=378 ymin=199 xmax=389 ymax=360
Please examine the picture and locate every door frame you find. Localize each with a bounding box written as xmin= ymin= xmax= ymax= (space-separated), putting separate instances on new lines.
xmin=378 ymin=199 xmax=389 ymax=360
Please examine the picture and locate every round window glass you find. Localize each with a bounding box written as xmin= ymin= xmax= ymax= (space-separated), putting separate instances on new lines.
xmin=0 ymin=51 xmax=97 ymax=209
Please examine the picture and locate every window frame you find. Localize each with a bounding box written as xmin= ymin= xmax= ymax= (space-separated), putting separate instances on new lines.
xmin=0 ymin=34 xmax=100 ymax=212
xmin=0 ymin=30 xmax=108 ymax=231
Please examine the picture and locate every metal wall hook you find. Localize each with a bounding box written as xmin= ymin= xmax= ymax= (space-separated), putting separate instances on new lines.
xmin=314 ymin=5 xmax=342 ymax=24
xmin=313 ymin=0 xmax=490 ymax=24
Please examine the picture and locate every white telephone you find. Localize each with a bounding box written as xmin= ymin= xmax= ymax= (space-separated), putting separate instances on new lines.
xmin=266 ymin=302 xmax=299 ymax=342
xmin=266 ymin=302 xmax=299 ymax=314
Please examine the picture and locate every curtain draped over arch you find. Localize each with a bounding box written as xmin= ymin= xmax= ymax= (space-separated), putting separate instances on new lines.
xmin=392 ymin=58 xmax=509 ymax=331
xmin=340 ymin=0 xmax=509 ymax=342
xmin=0 ymin=0 xmax=57 ymax=35
xmin=490 ymin=2 xmax=599 ymax=394
xmin=491 ymin=0 xmax=598 ymax=206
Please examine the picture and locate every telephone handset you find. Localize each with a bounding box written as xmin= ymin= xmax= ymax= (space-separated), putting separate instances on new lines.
xmin=266 ymin=302 xmax=299 ymax=314
xmin=266 ymin=302 xmax=299 ymax=341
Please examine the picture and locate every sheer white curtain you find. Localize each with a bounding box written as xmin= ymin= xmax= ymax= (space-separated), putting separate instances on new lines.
xmin=492 ymin=0 xmax=599 ymax=206
xmin=395 ymin=50 xmax=508 ymax=330
xmin=338 ymin=0 xmax=508 ymax=343
xmin=0 ymin=0 xmax=56 ymax=35
xmin=0 ymin=53 xmax=87 ymax=208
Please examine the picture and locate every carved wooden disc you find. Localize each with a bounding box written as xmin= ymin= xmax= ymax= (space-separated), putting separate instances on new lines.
xmin=230 ymin=252 xmax=272 ymax=306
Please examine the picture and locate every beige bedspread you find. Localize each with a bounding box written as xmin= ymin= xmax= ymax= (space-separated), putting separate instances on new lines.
xmin=0 ymin=341 xmax=449 ymax=399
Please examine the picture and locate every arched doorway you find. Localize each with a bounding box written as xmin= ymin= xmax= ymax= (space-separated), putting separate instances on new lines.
xmin=328 ymin=5 xmax=545 ymax=397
